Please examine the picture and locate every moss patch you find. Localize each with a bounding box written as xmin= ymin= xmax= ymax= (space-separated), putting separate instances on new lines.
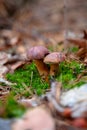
xmin=6 ymin=60 xmax=86 ymax=96
xmin=6 ymin=62 xmax=49 ymax=97
xmin=0 ymin=94 xmax=26 ymax=118
xmin=67 ymin=46 xmax=79 ymax=53
xmin=57 ymin=60 xmax=86 ymax=89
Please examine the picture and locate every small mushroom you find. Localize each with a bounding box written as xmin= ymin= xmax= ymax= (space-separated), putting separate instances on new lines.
xmin=27 ymin=46 xmax=49 ymax=82
xmin=44 ymin=52 xmax=66 ymax=77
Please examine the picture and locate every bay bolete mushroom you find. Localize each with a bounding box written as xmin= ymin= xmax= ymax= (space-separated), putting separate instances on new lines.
xmin=27 ymin=46 xmax=49 ymax=82
xmin=44 ymin=52 xmax=66 ymax=77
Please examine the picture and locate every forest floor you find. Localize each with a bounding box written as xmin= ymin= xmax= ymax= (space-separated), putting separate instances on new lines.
xmin=0 ymin=0 xmax=87 ymax=130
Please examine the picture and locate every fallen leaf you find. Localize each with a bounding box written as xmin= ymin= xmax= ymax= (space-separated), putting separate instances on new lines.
xmin=0 ymin=52 xmax=8 ymax=65
xmin=12 ymin=107 xmax=55 ymax=130
xmin=0 ymin=65 xmax=8 ymax=77
xmin=67 ymin=38 xmax=87 ymax=48
xmin=0 ymin=78 xmax=16 ymax=86
xmin=83 ymin=30 xmax=87 ymax=40
xmin=9 ymin=61 xmax=25 ymax=73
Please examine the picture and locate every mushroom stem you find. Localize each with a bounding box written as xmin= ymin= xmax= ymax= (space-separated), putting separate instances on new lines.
xmin=50 ymin=64 xmax=59 ymax=77
xmin=34 ymin=59 xmax=49 ymax=82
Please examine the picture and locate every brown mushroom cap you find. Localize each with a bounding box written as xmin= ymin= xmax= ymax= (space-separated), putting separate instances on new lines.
xmin=44 ymin=52 xmax=66 ymax=64
xmin=27 ymin=46 xmax=49 ymax=60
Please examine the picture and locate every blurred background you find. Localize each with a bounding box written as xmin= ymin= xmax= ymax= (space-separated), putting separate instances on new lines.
xmin=0 ymin=0 xmax=64 ymax=31
xmin=0 ymin=0 xmax=87 ymax=53
xmin=0 ymin=0 xmax=65 ymax=53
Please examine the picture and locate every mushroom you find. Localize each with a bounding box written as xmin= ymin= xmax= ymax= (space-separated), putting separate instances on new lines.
xmin=44 ymin=52 xmax=66 ymax=77
xmin=27 ymin=46 xmax=49 ymax=82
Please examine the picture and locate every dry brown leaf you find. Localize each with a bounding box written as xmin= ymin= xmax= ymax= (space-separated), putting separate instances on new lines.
xmin=67 ymin=38 xmax=87 ymax=48
xmin=0 ymin=65 xmax=8 ymax=77
xmin=76 ymin=48 xmax=86 ymax=57
xmin=9 ymin=61 xmax=25 ymax=73
xmin=1 ymin=30 xmax=20 ymax=46
xmin=0 ymin=52 xmax=8 ymax=65
xmin=0 ymin=78 xmax=14 ymax=85
xmin=55 ymin=119 xmax=80 ymax=130
xmin=83 ymin=30 xmax=87 ymax=40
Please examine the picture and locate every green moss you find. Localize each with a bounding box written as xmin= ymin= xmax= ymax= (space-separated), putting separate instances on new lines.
xmin=6 ymin=60 xmax=86 ymax=96
xmin=0 ymin=94 xmax=26 ymax=118
xmin=4 ymin=59 xmax=87 ymax=118
xmin=6 ymin=62 xmax=49 ymax=97
xmin=48 ymin=46 xmax=54 ymax=52
xmin=4 ymin=62 xmax=49 ymax=118
xmin=56 ymin=60 xmax=86 ymax=89
xmin=67 ymin=46 xmax=79 ymax=53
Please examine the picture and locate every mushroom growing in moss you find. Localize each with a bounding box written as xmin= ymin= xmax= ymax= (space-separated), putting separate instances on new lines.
xmin=27 ymin=46 xmax=49 ymax=82
xmin=44 ymin=52 xmax=66 ymax=77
